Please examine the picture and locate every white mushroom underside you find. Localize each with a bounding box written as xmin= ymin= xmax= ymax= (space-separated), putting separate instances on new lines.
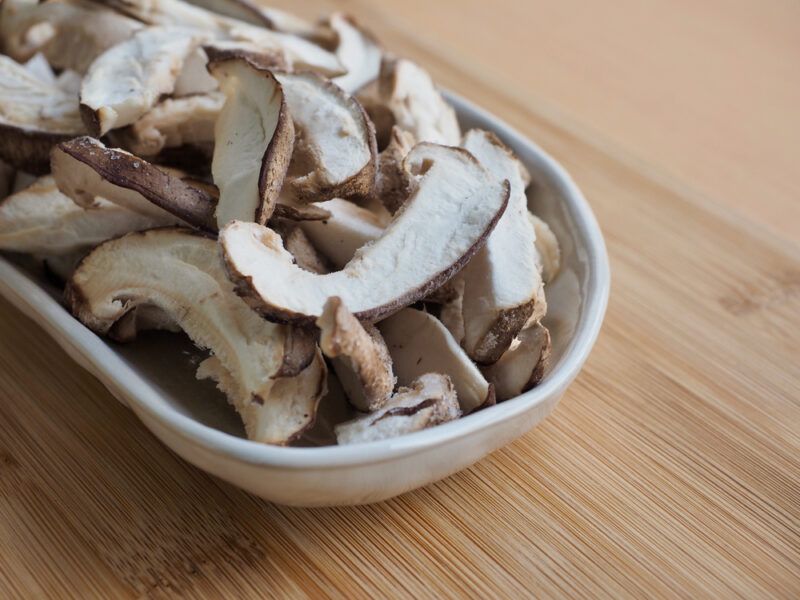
xmin=460 ymin=129 xmax=541 ymax=355
xmin=80 ymin=26 xmax=208 ymax=135
xmin=329 ymin=13 xmax=381 ymax=93
xmin=0 ymin=176 xmax=178 ymax=254
xmin=335 ymin=373 xmax=460 ymax=445
xmin=0 ymin=55 xmax=83 ymax=132
xmin=378 ymin=308 xmax=491 ymax=413
xmin=70 ymin=230 xmax=289 ymax=397
xmin=211 ymin=60 xmax=284 ymax=227
xmin=221 ymin=144 xmax=507 ymax=320
xmin=277 ymin=72 xmax=371 ymax=189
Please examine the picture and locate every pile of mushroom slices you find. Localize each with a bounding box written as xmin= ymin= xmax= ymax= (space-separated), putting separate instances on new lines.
xmin=0 ymin=0 xmax=562 ymax=446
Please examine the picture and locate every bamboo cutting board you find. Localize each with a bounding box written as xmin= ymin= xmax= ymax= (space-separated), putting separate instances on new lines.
xmin=1 ymin=1 xmax=798 ymax=597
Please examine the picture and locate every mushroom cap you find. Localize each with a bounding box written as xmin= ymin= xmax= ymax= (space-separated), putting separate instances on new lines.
xmin=209 ymin=55 xmax=294 ymax=227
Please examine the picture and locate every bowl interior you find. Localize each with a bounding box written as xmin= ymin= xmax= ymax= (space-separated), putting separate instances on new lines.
xmin=1 ymin=95 xmax=597 ymax=450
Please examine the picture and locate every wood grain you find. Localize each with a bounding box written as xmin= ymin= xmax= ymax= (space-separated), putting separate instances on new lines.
xmin=1 ymin=1 xmax=799 ymax=597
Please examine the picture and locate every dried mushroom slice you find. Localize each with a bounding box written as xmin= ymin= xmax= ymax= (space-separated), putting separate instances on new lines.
xmin=0 ymin=55 xmax=85 ymax=173
xmin=459 ymin=130 xmax=545 ymax=365
xmin=220 ymin=143 xmax=509 ymax=324
xmin=0 ymin=175 xmax=179 ymax=254
xmin=108 ymin=92 xmax=223 ymax=158
xmin=2 ymin=0 xmax=143 ymax=73
xmin=209 ymin=55 xmax=294 ymax=227
xmin=529 ymin=211 xmax=561 ymax=284
xmin=317 ymin=297 xmax=395 ymax=411
xmin=335 ymin=373 xmax=460 ymax=445
xmin=277 ymin=71 xmax=377 ymax=203
xmin=298 ymin=198 xmax=383 ymax=269
xmin=94 ymin=0 xmax=343 ymax=75
xmin=172 ymin=46 xmax=219 ymax=96
xmin=79 ymin=26 xmax=211 ymax=136
xmin=327 ymin=13 xmax=381 ymax=94
xmin=481 ymin=323 xmax=551 ymax=401
xmin=184 ymin=0 xmax=325 ymax=42
xmin=198 ymin=348 xmax=326 ymax=445
xmin=378 ymin=308 xmax=493 ymax=414
xmin=362 ymin=58 xmax=460 ymax=147
xmin=437 ymin=277 xmax=466 ymax=344
xmin=52 ymin=137 xmax=217 ymax=230
xmin=67 ymin=228 xmax=321 ymax=444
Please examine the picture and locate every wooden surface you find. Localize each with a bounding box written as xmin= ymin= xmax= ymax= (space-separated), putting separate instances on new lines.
xmin=1 ymin=1 xmax=799 ymax=597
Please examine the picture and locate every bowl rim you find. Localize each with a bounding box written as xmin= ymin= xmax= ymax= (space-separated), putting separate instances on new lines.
xmin=0 ymin=91 xmax=610 ymax=470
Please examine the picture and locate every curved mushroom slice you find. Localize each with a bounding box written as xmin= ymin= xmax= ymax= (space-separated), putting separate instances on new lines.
xmin=317 ymin=297 xmax=395 ymax=411
xmin=361 ymin=58 xmax=460 ymax=147
xmin=335 ymin=373 xmax=460 ymax=445
xmin=184 ymin=0 xmax=327 ymax=42
xmin=79 ymin=26 xmax=211 ymax=136
xmin=481 ymin=323 xmax=551 ymax=402
xmin=529 ymin=211 xmax=561 ymax=284
xmin=221 ymin=143 xmax=509 ymax=324
xmin=327 ymin=13 xmax=382 ymax=94
xmin=52 ymin=137 xmax=217 ymax=230
xmin=109 ymin=92 xmax=224 ymax=158
xmin=378 ymin=308 xmax=493 ymax=414
xmin=0 ymin=175 xmax=179 ymax=254
xmin=0 ymin=55 xmax=85 ymax=173
xmin=209 ymin=55 xmax=294 ymax=227
xmin=459 ymin=129 xmax=544 ymax=365
xmin=374 ymin=126 xmax=416 ymax=214
xmin=93 ymin=0 xmax=343 ymax=75
xmin=198 ymin=348 xmax=326 ymax=445
xmin=1 ymin=0 xmax=142 ymax=71
xmin=67 ymin=228 xmax=320 ymax=443
xmin=277 ymin=71 xmax=376 ymax=203
xmin=298 ymin=198 xmax=383 ymax=269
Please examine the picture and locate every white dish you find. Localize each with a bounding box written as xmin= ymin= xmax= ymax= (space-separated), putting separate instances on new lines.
xmin=0 ymin=92 xmax=610 ymax=506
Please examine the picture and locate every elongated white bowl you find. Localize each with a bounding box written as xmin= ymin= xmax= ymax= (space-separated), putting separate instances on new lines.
xmin=0 ymin=93 xmax=610 ymax=506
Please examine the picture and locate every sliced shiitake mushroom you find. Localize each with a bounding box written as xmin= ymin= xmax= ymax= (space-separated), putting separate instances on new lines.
xmin=79 ymin=26 xmax=211 ymax=136
xmin=378 ymin=308 xmax=493 ymax=414
xmin=184 ymin=0 xmax=328 ymax=43
xmin=220 ymin=143 xmax=509 ymax=324
xmin=94 ymin=0 xmax=343 ymax=75
xmin=51 ymin=137 xmax=217 ymax=230
xmin=317 ymin=297 xmax=395 ymax=411
xmin=1 ymin=0 xmax=143 ymax=73
xmin=108 ymin=92 xmax=223 ymax=158
xmin=459 ymin=129 xmax=545 ymax=365
xmin=0 ymin=175 xmax=179 ymax=254
xmin=360 ymin=57 xmax=460 ymax=147
xmin=208 ymin=55 xmax=293 ymax=227
xmin=0 ymin=54 xmax=85 ymax=173
xmin=67 ymin=228 xmax=322 ymax=444
xmin=327 ymin=13 xmax=381 ymax=94
xmin=481 ymin=322 xmax=551 ymax=401
xmin=529 ymin=211 xmax=561 ymax=284
xmin=277 ymin=70 xmax=377 ymax=203
xmin=335 ymin=373 xmax=460 ymax=445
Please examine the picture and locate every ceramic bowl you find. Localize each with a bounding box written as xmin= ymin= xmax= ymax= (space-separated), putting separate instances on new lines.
xmin=0 ymin=91 xmax=610 ymax=506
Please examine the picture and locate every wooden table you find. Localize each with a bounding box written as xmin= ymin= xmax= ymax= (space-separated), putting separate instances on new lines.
xmin=1 ymin=1 xmax=798 ymax=597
